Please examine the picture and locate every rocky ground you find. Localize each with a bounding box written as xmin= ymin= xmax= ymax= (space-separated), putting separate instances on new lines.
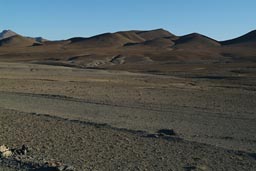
xmin=0 ymin=62 xmax=255 ymax=170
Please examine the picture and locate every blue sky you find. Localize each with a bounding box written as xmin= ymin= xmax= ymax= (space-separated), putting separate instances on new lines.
xmin=0 ymin=0 xmax=255 ymax=40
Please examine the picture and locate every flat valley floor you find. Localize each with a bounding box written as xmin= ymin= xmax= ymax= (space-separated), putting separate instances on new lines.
xmin=0 ymin=62 xmax=255 ymax=170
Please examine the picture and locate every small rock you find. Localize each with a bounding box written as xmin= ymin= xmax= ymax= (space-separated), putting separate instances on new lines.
xmin=57 ymin=165 xmax=66 ymax=171
xmin=46 ymin=161 xmax=62 ymax=167
xmin=1 ymin=150 xmax=13 ymax=158
xmin=157 ymin=129 xmax=176 ymax=136
xmin=56 ymin=165 xmax=75 ymax=171
xmin=146 ymin=134 xmax=159 ymax=138
xmin=183 ymin=165 xmax=197 ymax=171
xmin=0 ymin=145 xmax=13 ymax=158
xmin=14 ymin=156 xmax=21 ymax=161
xmin=21 ymin=144 xmax=29 ymax=155
xmin=63 ymin=165 xmax=75 ymax=171
xmin=0 ymin=145 xmax=9 ymax=153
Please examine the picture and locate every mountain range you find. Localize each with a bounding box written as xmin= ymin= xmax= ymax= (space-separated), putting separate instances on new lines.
xmin=0 ymin=29 xmax=255 ymax=72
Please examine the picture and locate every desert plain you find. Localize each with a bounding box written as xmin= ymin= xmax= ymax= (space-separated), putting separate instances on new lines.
xmin=0 ymin=29 xmax=255 ymax=170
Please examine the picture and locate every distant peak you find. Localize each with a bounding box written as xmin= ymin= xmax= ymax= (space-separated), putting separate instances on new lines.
xmin=135 ymin=28 xmax=176 ymax=41
xmin=185 ymin=33 xmax=204 ymax=37
xmin=0 ymin=29 xmax=18 ymax=40
xmin=152 ymin=28 xmax=166 ymax=31
xmin=1 ymin=29 xmax=17 ymax=34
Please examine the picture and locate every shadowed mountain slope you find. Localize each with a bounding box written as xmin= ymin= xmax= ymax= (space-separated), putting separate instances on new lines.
xmin=221 ymin=30 xmax=256 ymax=46
xmin=0 ymin=35 xmax=36 ymax=47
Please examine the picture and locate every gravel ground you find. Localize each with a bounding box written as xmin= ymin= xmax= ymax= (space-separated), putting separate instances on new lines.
xmin=0 ymin=62 xmax=255 ymax=170
xmin=0 ymin=108 xmax=256 ymax=171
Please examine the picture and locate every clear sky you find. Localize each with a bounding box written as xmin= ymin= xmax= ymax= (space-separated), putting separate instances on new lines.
xmin=0 ymin=0 xmax=255 ymax=40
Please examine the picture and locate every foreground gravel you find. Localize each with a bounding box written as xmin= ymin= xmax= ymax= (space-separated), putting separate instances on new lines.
xmin=0 ymin=108 xmax=255 ymax=171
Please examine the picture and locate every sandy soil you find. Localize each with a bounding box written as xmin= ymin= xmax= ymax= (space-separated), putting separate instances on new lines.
xmin=0 ymin=62 xmax=255 ymax=170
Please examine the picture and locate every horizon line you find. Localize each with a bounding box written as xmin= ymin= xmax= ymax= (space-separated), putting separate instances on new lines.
xmin=1 ymin=27 xmax=255 ymax=42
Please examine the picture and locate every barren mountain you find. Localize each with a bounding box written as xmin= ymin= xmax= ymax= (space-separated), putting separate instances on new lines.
xmin=0 ymin=28 xmax=255 ymax=72
xmin=0 ymin=30 xmax=17 ymax=40
xmin=0 ymin=35 xmax=36 ymax=47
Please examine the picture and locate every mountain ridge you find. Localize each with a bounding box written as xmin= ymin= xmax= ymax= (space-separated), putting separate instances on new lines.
xmin=0 ymin=30 xmax=48 ymax=44
xmin=0 ymin=28 xmax=255 ymax=71
xmin=1 ymin=28 xmax=255 ymax=45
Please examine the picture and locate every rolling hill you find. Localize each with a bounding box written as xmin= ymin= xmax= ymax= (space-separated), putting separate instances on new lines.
xmin=0 ymin=28 xmax=255 ymax=72
xmin=174 ymin=33 xmax=221 ymax=48
xmin=0 ymin=35 xmax=36 ymax=47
